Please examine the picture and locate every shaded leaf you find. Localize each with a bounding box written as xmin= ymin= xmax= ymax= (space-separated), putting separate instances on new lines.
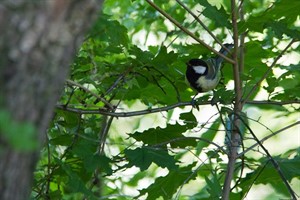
xmin=125 ymin=147 xmax=177 ymax=171
xmin=137 ymin=163 xmax=197 ymax=199
xmin=129 ymin=123 xmax=197 ymax=148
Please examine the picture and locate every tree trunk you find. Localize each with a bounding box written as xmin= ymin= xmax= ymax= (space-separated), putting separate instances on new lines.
xmin=0 ymin=1 xmax=103 ymax=199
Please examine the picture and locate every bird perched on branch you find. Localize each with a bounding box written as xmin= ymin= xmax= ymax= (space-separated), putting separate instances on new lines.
xmin=185 ymin=43 xmax=233 ymax=93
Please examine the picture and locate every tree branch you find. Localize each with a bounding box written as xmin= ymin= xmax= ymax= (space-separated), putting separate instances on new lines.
xmin=56 ymin=100 xmax=300 ymax=118
xmin=56 ymin=101 xmax=193 ymax=117
xmin=222 ymin=0 xmax=241 ymax=199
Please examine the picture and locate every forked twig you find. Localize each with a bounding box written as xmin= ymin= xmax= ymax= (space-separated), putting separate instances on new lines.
xmin=238 ymin=121 xmax=300 ymax=157
xmin=238 ymin=116 xmax=297 ymax=200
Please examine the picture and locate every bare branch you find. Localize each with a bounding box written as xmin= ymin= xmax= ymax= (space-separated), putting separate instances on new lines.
xmin=246 ymin=100 xmax=300 ymax=105
xmin=56 ymin=101 xmax=193 ymax=117
xmin=56 ymin=100 xmax=300 ymax=118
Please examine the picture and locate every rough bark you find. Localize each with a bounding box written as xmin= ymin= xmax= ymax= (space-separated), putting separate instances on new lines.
xmin=0 ymin=0 xmax=103 ymax=199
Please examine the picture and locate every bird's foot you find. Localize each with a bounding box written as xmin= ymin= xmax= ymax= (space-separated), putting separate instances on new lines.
xmin=191 ymin=97 xmax=200 ymax=111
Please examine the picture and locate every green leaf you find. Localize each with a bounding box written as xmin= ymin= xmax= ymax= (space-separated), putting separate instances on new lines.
xmin=196 ymin=120 xmax=221 ymax=155
xmin=83 ymin=154 xmax=113 ymax=175
xmin=272 ymin=155 xmax=300 ymax=182
xmin=205 ymin=173 xmax=222 ymax=199
xmin=175 ymin=43 xmax=208 ymax=58
xmin=49 ymin=134 xmax=73 ymax=146
xmin=137 ymin=163 xmax=197 ymax=199
xmin=213 ymin=88 xmax=235 ymax=105
xmin=151 ymin=46 xmax=178 ymax=69
xmin=198 ymin=0 xmax=231 ymax=28
xmin=244 ymin=42 xmax=273 ymax=67
xmin=72 ymin=139 xmax=97 ymax=158
xmin=129 ymin=45 xmax=154 ymax=64
xmin=58 ymin=159 xmax=94 ymax=197
xmin=129 ymin=123 xmax=197 ymax=148
xmin=264 ymin=76 xmax=278 ymax=94
xmin=179 ymin=111 xmax=197 ymax=128
xmin=266 ymin=0 xmax=300 ymax=24
xmin=239 ymin=154 xmax=300 ymax=197
xmin=90 ymin=14 xmax=129 ymax=47
xmin=124 ymin=147 xmax=177 ymax=171
xmin=267 ymin=20 xmax=300 ymax=40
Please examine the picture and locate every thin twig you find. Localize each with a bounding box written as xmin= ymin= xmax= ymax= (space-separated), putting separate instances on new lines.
xmin=98 ymin=100 xmax=121 ymax=155
xmin=175 ymin=0 xmax=232 ymax=54
xmin=146 ymin=66 xmax=181 ymax=102
xmin=175 ymin=0 xmax=221 ymax=46
xmin=245 ymin=100 xmax=300 ymax=105
xmin=104 ymin=67 xmax=133 ymax=96
xmin=238 ymin=116 xmax=297 ymax=199
xmin=66 ymin=79 xmax=114 ymax=110
xmin=242 ymin=160 xmax=270 ymax=199
xmin=174 ymin=147 xmax=224 ymax=200
xmin=238 ymin=120 xmax=300 ymax=157
xmin=152 ymin=136 xmax=227 ymax=154
xmin=241 ymin=39 xmax=296 ymax=104
xmin=45 ymin=134 xmax=51 ymax=198
xmin=145 ymin=0 xmax=235 ymax=64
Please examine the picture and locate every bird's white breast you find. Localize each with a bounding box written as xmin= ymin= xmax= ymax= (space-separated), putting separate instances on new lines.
xmin=196 ymin=73 xmax=221 ymax=92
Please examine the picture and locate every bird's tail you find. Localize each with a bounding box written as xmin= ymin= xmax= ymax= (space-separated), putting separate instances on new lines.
xmin=215 ymin=43 xmax=234 ymax=67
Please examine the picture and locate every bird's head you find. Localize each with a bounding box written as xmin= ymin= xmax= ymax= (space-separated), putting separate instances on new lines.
xmin=186 ymin=59 xmax=208 ymax=76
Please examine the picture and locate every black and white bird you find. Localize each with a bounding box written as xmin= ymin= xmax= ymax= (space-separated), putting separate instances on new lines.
xmin=185 ymin=43 xmax=233 ymax=93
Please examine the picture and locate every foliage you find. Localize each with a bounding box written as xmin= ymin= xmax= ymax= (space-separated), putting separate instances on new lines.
xmin=32 ymin=0 xmax=300 ymax=199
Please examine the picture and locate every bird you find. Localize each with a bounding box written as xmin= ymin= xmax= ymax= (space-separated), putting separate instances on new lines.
xmin=185 ymin=43 xmax=234 ymax=93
